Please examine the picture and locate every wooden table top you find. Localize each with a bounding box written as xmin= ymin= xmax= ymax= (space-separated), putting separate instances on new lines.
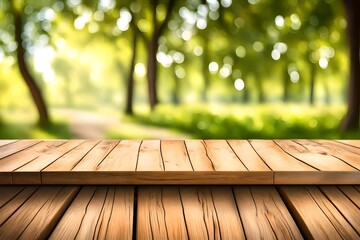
xmin=0 ymin=139 xmax=360 ymax=184
xmin=0 ymin=185 xmax=359 ymax=239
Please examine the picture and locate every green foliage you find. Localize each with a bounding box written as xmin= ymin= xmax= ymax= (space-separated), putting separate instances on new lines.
xmin=130 ymin=104 xmax=360 ymax=139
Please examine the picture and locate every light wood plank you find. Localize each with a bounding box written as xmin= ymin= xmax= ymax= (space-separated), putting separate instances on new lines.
xmin=0 ymin=140 xmax=65 ymax=172
xmin=336 ymin=140 xmax=360 ymax=148
xmin=137 ymin=140 xmax=164 ymax=171
xmin=338 ymin=186 xmax=360 ymax=208
xmin=227 ymin=140 xmax=271 ymax=171
xmin=42 ymin=171 xmax=272 ymax=184
xmin=203 ymin=140 xmax=247 ymax=171
xmin=18 ymin=186 xmax=79 ymax=239
xmin=12 ymin=140 xmax=84 ymax=184
xmin=210 ymin=186 xmax=245 ymax=239
xmin=0 ymin=140 xmax=39 ymax=159
xmin=0 ymin=186 xmax=37 ymax=225
xmin=0 ymin=186 xmax=77 ymax=239
xmin=297 ymin=140 xmax=360 ymax=170
xmin=276 ymin=140 xmax=356 ymax=171
xmin=320 ymin=186 xmax=360 ymax=235
xmin=185 ymin=140 xmax=215 ymax=171
xmin=50 ymin=186 xmax=134 ymax=239
xmin=44 ymin=140 xmax=100 ymax=171
xmin=275 ymin=171 xmax=360 ymax=184
xmin=279 ymin=186 xmax=359 ymax=239
xmin=97 ymin=140 xmax=142 ymax=171
xmin=250 ymin=140 xmax=316 ymax=171
xmin=0 ymin=186 xmax=25 ymax=207
xmin=72 ymin=140 xmax=119 ymax=171
xmin=161 ymin=140 xmax=193 ymax=171
xmin=233 ymin=186 xmax=303 ymax=240
xmin=0 ymin=140 xmax=18 ymax=147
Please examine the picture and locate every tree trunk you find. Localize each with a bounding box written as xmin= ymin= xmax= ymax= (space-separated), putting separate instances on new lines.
xmin=171 ymin=65 xmax=180 ymax=105
xmin=282 ymin=66 xmax=289 ymax=102
xmin=309 ymin=63 xmax=316 ymax=105
xmin=147 ymin=35 xmax=159 ymax=109
xmin=125 ymin=30 xmax=138 ymax=115
xmin=341 ymin=0 xmax=360 ymax=130
xmin=202 ymin=38 xmax=210 ymax=102
xmin=14 ymin=8 xmax=50 ymax=126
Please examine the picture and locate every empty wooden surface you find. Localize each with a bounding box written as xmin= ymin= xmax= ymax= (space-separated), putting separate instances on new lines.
xmin=1 ymin=139 xmax=360 ymax=184
xmin=0 ymin=185 xmax=359 ymax=239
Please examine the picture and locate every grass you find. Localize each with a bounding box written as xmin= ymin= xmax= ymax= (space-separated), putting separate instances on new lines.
xmin=129 ymin=103 xmax=360 ymax=139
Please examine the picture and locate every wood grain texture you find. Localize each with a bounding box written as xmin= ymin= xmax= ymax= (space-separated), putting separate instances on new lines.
xmin=320 ymin=186 xmax=360 ymax=235
xmin=275 ymin=171 xmax=360 ymax=184
xmin=0 ymin=140 xmax=39 ymax=159
xmin=96 ymin=140 xmax=142 ymax=171
xmin=250 ymin=140 xmax=315 ymax=171
xmin=185 ymin=140 xmax=215 ymax=171
xmin=13 ymin=140 xmax=84 ymax=184
xmin=44 ymin=140 xmax=100 ymax=171
xmin=276 ymin=140 xmax=357 ymax=171
xmin=161 ymin=140 xmax=193 ymax=171
xmin=0 ymin=140 xmax=18 ymax=147
xmin=296 ymin=140 xmax=360 ymax=170
xmin=41 ymin=171 xmax=272 ymax=184
xmin=137 ymin=140 xmax=164 ymax=171
xmin=0 ymin=186 xmax=78 ymax=239
xmin=137 ymin=186 xmax=245 ymax=240
xmin=338 ymin=186 xmax=360 ymax=208
xmin=233 ymin=186 xmax=303 ymax=240
xmin=203 ymin=140 xmax=247 ymax=171
xmin=50 ymin=186 xmax=134 ymax=239
xmin=72 ymin=140 xmax=119 ymax=171
xmin=279 ymin=186 xmax=359 ymax=239
xmin=227 ymin=140 xmax=271 ymax=171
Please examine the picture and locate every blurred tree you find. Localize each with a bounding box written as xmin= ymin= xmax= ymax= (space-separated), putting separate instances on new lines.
xmin=125 ymin=29 xmax=137 ymax=115
xmin=5 ymin=1 xmax=51 ymax=125
xmin=341 ymin=0 xmax=360 ymax=130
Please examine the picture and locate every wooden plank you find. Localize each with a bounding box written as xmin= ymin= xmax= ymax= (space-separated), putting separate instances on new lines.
xmin=161 ymin=140 xmax=193 ymax=171
xmin=0 ymin=140 xmax=39 ymax=159
xmin=279 ymin=186 xmax=359 ymax=239
xmin=297 ymin=140 xmax=360 ymax=170
xmin=72 ymin=140 xmax=119 ymax=171
xmin=275 ymin=171 xmax=360 ymax=184
xmin=203 ymin=140 xmax=247 ymax=171
xmin=137 ymin=187 xmax=188 ymax=239
xmin=0 ymin=140 xmax=18 ymax=147
xmin=137 ymin=140 xmax=164 ymax=171
xmin=276 ymin=140 xmax=357 ymax=171
xmin=179 ymin=187 xmax=219 ymax=239
xmin=338 ymin=186 xmax=360 ymax=208
xmin=42 ymin=171 xmax=272 ymax=184
xmin=0 ymin=140 xmax=65 ymax=172
xmin=12 ymin=140 xmax=85 ymax=184
xmin=250 ymin=140 xmax=315 ymax=171
xmin=0 ymin=186 xmax=25 ymax=207
xmin=44 ymin=140 xmax=100 ymax=171
xmin=0 ymin=186 xmax=39 ymax=226
xmin=50 ymin=186 xmax=134 ymax=239
xmin=210 ymin=186 xmax=245 ymax=239
xmin=97 ymin=140 xmax=142 ymax=171
xmin=336 ymin=140 xmax=360 ymax=148
xmin=227 ymin=140 xmax=271 ymax=171
xmin=179 ymin=186 xmax=245 ymax=239
xmin=185 ymin=140 xmax=215 ymax=171
xmin=233 ymin=186 xmax=303 ymax=240
xmin=320 ymin=186 xmax=360 ymax=235
xmin=0 ymin=186 xmax=78 ymax=239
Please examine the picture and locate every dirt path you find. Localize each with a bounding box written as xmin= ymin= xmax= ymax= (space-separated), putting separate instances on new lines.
xmin=54 ymin=108 xmax=192 ymax=139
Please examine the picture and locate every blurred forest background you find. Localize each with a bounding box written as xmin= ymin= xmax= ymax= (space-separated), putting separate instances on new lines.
xmin=0 ymin=0 xmax=359 ymax=139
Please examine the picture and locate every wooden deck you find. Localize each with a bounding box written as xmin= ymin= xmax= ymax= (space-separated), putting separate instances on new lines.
xmin=0 ymin=139 xmax=360 ymax=184
xmin=0 ymin=185 xmax=359 ymax=239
